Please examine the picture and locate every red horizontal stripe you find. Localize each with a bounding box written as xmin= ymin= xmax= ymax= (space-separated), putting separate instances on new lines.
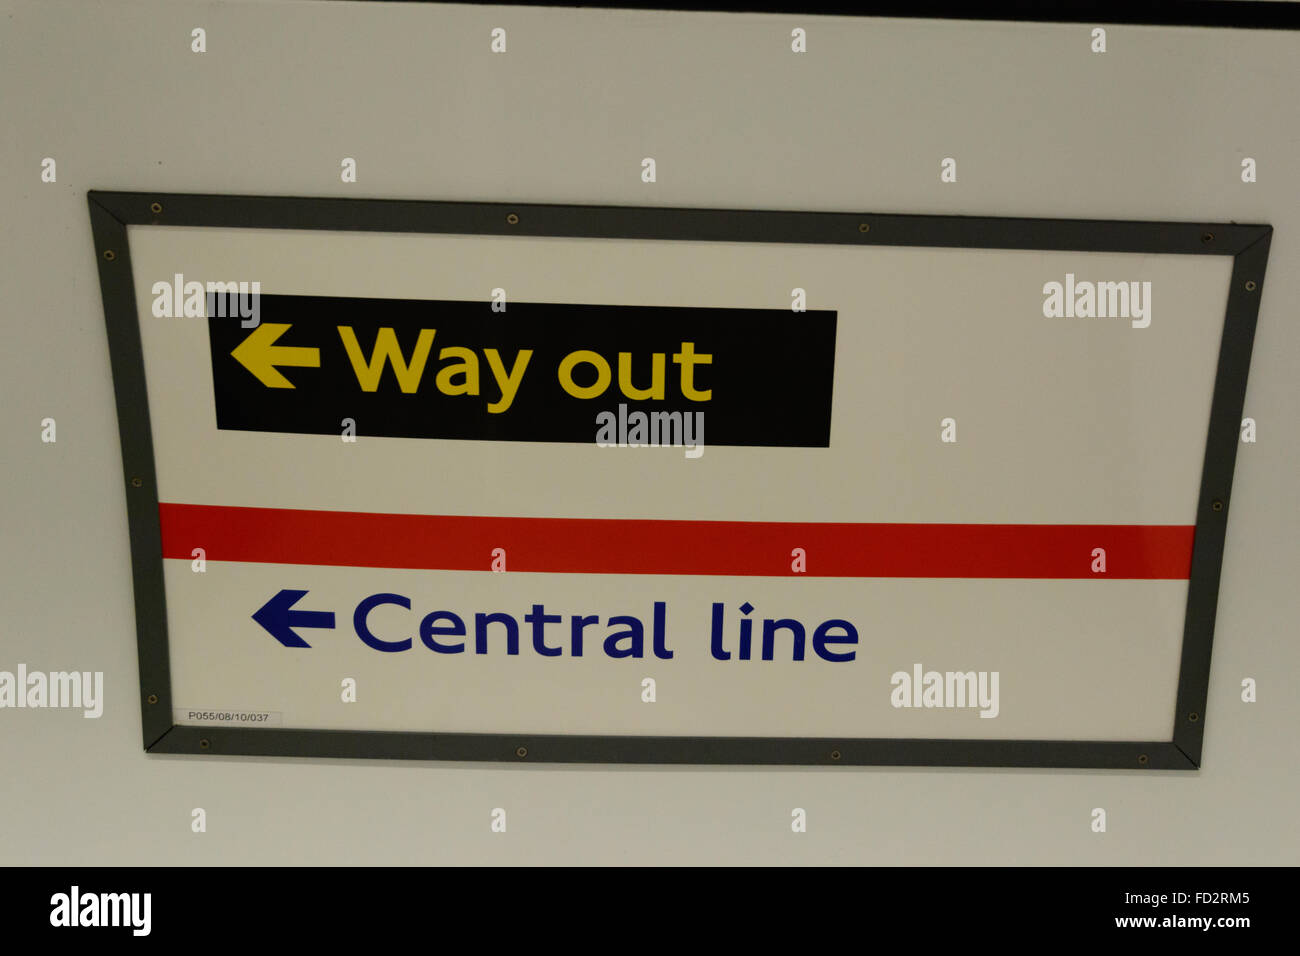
xmin=158 ymin=503 xmax=1194 ymax=579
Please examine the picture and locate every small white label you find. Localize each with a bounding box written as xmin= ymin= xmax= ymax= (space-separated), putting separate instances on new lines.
xmin=174 ymin=708 xmax=283 ymax=726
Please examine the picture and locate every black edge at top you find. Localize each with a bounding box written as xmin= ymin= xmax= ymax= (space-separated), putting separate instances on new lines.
xmin=340 ymin=0 xmax=1300 ymax=30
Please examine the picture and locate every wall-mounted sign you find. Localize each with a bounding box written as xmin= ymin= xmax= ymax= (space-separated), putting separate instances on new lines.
xmin=89 ymin=192 xmax=1270 ymax=769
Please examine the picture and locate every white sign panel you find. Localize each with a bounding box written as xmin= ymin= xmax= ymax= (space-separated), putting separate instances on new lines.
xmin=88 ymin=193 xmax=1270 ymax=768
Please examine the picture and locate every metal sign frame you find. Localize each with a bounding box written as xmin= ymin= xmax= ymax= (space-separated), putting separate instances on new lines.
xmin=87 ymin=190 xmax=1271 ymax=769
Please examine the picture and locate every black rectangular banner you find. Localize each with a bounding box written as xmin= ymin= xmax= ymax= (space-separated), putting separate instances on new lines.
xmin=206 ymin=295 xmax=837 ymax=447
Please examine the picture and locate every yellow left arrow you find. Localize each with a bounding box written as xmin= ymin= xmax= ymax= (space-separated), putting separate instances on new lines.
xmin=230 ymin=323 xmax=321 ymax=389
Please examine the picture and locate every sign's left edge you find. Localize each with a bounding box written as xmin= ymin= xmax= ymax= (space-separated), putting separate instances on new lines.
xmin=89 ymin=191 xmax=176 ymax=752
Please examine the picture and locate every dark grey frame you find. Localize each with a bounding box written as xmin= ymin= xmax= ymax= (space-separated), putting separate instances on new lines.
xmin=87 ymin=190 xmax=1271 ymax=769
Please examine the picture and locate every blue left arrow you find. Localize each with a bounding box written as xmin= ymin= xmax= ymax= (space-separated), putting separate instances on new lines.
xmin=252 ymin=589 xmax=336 ymax=648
